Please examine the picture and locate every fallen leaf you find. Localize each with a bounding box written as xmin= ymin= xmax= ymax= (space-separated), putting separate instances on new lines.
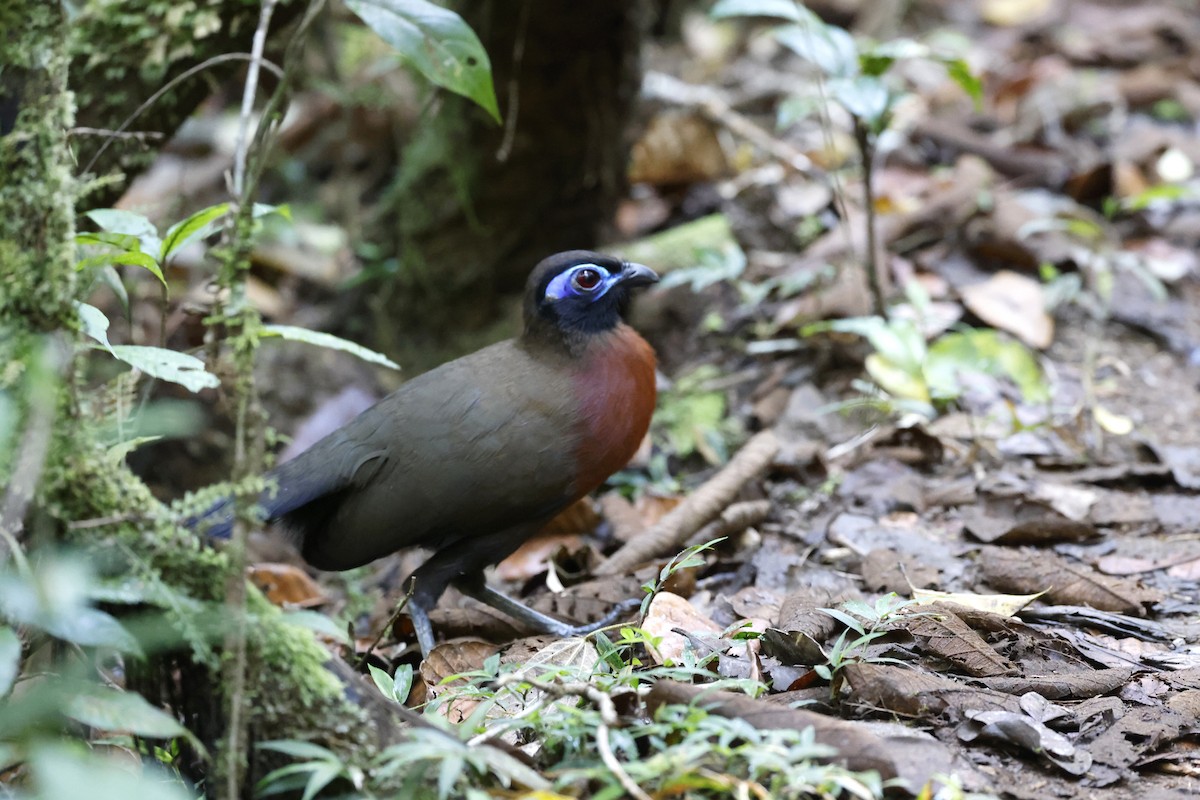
xmin=981 ymin=0 xmax=1055 ymax=27
xmin=248 ymin=563 xmax=326 ymax=607
xmin=911 ymin=587 xmax=1046 ymax=617
xmin=642 ymin=592 xmax=722 ymax=665
xmin=961 ymin=270 xmax=1054 ymax=349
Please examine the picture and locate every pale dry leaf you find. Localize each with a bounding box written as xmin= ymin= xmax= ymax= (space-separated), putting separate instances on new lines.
xmin=961 ymin=270 xmax=1053 ymax=349
xmin=980 ymin=0 xmax=1055 ymax=27
xmin=643 ymin=591 xmax=722 ymax=665
xmin=911 ymin=587 xmax=1046 ymax=617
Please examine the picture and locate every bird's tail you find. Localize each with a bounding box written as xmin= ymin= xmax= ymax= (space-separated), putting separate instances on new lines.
xmin=186 ymin=453 xmax=343 ymax=540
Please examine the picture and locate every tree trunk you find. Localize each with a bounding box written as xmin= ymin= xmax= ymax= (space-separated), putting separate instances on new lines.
xmin=372 ymin=0 xmax=646 ymax=365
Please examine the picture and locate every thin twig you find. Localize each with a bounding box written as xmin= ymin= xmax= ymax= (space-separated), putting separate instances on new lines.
xmin=494 ymin=0 xmax=530 ymax=161
xmin=356 ymin=578 xmax=415 ymax=670
xmin=231 ymin=0 xmax=278 ymax=197
xmin=68 ymin=127 xmax=164 ymax=142
xmin=67 ymin=512 xmax=144 ymax=530
xmin=642 ymin=71 xmax=817 ymax=176
xmin=82 ymin=53 xmax=283 ymax=176
xmin=854 ymin=118 xmax=886 ymax=314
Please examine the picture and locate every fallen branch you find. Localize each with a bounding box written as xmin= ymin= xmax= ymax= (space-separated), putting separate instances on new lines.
xmin=687 ymin=499 xmax=772 ymax=549
xmin=597 ymin=430 xmax=779 ymax=575
xmin=643 ymin=72 xmax=817 ymax=177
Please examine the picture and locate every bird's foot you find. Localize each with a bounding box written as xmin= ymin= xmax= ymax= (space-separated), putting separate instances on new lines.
xmin=457 ymin=582 xmax=641 ymax=638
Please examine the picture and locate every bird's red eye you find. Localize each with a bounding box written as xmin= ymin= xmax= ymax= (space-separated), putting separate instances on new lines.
xmin=572 ymin=268 xmax=602 ymax=291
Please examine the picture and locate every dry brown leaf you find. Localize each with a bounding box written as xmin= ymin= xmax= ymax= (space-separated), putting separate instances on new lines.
xmin=420 ymin=639 xmax=501 ymax=722
xmin=980 ymin=547 xmax=1162 ymax=614
xmin=961 ymin=270 xmax=1054 ymax=349
xmin=900 ymin=611 xmax=1016 ymax=678
xmin=248 ymin=563 xmax=326 ymax=608
xmin=978 ymin=669 xmax=1135 ymax=700
xmin=642 ymin=591 xmax=721 ymax=665
xmin=494 ymin=533 xmax=585 ymax=581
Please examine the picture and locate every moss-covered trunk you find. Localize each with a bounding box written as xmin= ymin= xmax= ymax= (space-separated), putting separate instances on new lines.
xmin=1 ymin=2 xmax=393 ymax=796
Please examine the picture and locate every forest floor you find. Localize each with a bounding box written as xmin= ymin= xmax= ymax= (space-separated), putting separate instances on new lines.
xmin=121 ymin=1 xmax=1200 ymax=797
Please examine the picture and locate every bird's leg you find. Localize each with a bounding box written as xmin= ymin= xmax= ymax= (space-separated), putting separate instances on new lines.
xmin=454 ymin=577 xmax=641 ymax=638
xmin=406 ymin=597 xmax=438 ymax=658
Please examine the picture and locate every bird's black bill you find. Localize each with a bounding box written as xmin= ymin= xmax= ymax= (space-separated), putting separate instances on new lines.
xmin=618 ymin=262 xmax=659 ymax=288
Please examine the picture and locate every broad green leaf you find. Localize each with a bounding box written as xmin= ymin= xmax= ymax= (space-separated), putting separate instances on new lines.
xmin=106 ymin=345 xmax=220 ymax=392
xmin=283 ymin=609 xmax=352 ymax=645
xmin=76 ymin=301 xmax=113 ymax=352
xmin=75 ymin=251 xmax=167 ymax=288
xmin=815 ymin=316 xmax=927 ymax=373
xmin=0 ymin=626 xmax=19 ymax=697
xmin=774 ymin=19 xmax=859 ymax=77
xmin=85 ymin=208 xmax=163 ymax=257
xmin=345 ymin=0 xmax=500 ymax=123
xmin=301 ymin=762 xmax=345 ymax=800
xmin=865 ymin=352 xmax=929 ymax=404
xmin=926 ymin=328 xmax=1048 ymax=404
xmin=33 ymin=744 xmax=194 ymax=800
xmin=369 ymin=664 xmax=396 ymax=699
xmin=710 ymin=0 xmax=803 ymax=21
xmin=76 ymin=231 xmax=141 ymax=251
xmin=830 ymin=75 xmax=891 ymax=127
xmin=262 ymin=324 xmax=400 ymax=370
xmin=160 ymin=203 xmax=230 ymax=261
xmin=65 ymin=686 xmax=189 ymax=740
xmin=259 ymin=740 xmax=340 ymax=761
xmin=97 ymin=265 xmax=131 ymax=315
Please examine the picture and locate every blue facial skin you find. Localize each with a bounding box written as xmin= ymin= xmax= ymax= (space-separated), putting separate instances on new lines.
xmin=542 ymin=264 xmax=617 ymax=303
xmin=534 ymin=258 xmax=658 ymax=337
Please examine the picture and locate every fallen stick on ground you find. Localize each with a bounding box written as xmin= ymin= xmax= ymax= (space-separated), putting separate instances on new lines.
xmin=596 ymin=430 xmax=779 ymax=575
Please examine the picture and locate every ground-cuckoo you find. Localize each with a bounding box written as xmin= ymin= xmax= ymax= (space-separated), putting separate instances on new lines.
xmin=194 ymin=251 xmax=659 ymax=656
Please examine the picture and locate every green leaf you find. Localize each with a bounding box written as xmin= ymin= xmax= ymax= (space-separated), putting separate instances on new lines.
xmin=829 ymin=75 xmax=891 ymax=127
xmin=283 ymin=609 xmax=352 ymax=645
xmin=76 ymin=231 xmax=141 ymax=251
xmin=925 ymin=328 xmax=1048 ymax=404
xmin=0 ymin=562 xmax=142 ymax=653
xmin=160 ymin=203 xmax=230 ymax=262
xmin=85 ymin=208 xmax=163 ymax=257
xmin=345 ymin=0 xmax=500 ymax=123
xmin=105 ymin=435 xmax=162 ymax=465
xmin=0 ymin=626 xmax=19 ymax=697
xmin=262 ymin=324 xmax=400 ymax=370
xmin=65 ymin=686 xmax=190 ymax=740
xmin=773 ymin=18 xmax=859 ymax=78
xmin=369 ymin=664 xmax=396 ymax=699
xmin=105 ymin=345 xmax=220 ymax=392
xmin=76 ymin=301 xmax=113 ymax=352
xmin=33 ymin=744 xmax=194 ymax=800
xmin=710 ymin=0 xmax=803 ymax=21
xmin=259 ymin=740 xmax=340 ymax=761
xmin=865 ymin=352 xmax=930 ymax=404
xmin=96 ymin=265 xmax=131 ymax=315
xmin=943 ymin=57 xmax=983 ymax=107
xmin=77 ymin=250 xmax=166 ymax=288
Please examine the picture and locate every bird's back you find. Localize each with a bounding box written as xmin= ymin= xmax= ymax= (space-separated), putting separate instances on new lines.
xmin=278 ymin=338 xmax=582 ymax=570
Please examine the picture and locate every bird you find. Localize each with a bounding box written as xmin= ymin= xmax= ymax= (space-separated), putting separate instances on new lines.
xmin=194 ymin=250 xmax=659 ymax=656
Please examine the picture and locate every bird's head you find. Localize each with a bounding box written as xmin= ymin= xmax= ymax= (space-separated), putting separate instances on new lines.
xmin=523 ymin=250 xmax=659 ymax=346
